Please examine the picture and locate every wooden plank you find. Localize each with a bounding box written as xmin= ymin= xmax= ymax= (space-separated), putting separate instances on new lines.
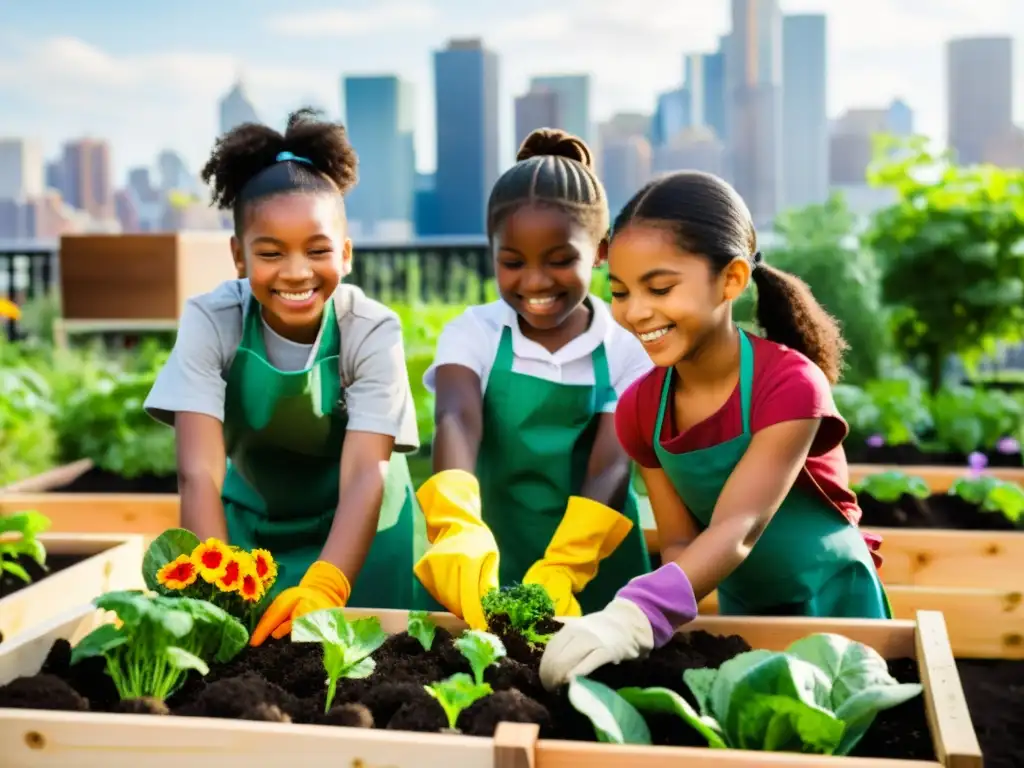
xmin=915 ymin=611 xmax=983 ymax=768
xmin=698 ymin=585 xmax=1024 ymax=660
xmin=849 ymin=464 xmax=1024 ymax=492
xmin=871 ymin=527 xmax=1024 ymax=589
xmin=495 ymin=723 xmax=538 ymax=768
xmin=0 ymin=534 xmax=145 ymax=643
xmin=0 ymin=460 xmax=93 ymax=494
xmin=0 ymin=494 xmax=179 ymax=540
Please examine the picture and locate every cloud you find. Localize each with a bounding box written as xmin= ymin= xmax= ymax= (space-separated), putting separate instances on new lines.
xmin=267 ymin=1 xmax=439 ymax=38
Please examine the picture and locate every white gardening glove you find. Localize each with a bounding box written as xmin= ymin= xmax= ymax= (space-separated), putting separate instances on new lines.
xmin=538 ymin=597 xmax=654 ymax=690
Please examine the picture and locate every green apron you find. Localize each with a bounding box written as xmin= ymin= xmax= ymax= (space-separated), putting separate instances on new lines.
xmin=221 ymin=294 xmax=433 ymax=610
xmin=652 ymin=330 xmax=891 ymax=619
xmin=476 ymin=323 xmax=652 ymax=614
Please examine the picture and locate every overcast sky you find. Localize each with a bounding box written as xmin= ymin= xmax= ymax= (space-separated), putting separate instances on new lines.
xmin=0 ymin=0 xmax=1020 ymax=183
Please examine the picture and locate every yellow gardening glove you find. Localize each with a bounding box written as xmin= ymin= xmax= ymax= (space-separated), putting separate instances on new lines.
xmin=250 ymin=561 xmax=351 ymax=646
xmin=522 ymin=496 xmax=635 ymax=617
xmin=413 ymin=469 xmax=499 ymax=630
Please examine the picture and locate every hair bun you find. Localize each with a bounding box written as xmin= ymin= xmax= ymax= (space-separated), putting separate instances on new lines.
xmin=516 ymin=128 xmax=593 ymax=169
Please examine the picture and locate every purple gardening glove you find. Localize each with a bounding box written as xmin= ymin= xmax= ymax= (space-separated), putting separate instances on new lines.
xmin=538 ymin=563 xmax=699 ymax=690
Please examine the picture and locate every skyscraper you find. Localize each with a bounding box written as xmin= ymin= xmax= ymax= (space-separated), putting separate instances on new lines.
xmin=61 ymin=139 xmax=114 ymax=220
xmin=650 ymin=88 xmax=693 ymax=147
xmin=947 ymin=37 xmax=1014 ymax=166
xmin=685 ymin=44 xmax=727 ymax=143
xmin=728 ymin=0 xmax=783 ymax=226
xmin=515 ymin=88 xmax=563 ymax=149
xmin=529 ymin=75 xmax=591 ymax=144
xmin=0 ymin=139 xmax=44 ymax=201
xmin=781 ymin=13 xmax=828 ymax=210
xmin=219 ymin=80 xmax=260 ymax=136
xmin=343 ymin=75 xmax=416 ymax=238
xmin=433 ymin=38 xmax=500 ymax=236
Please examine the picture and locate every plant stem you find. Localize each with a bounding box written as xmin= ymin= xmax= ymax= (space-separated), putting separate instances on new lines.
xmin=324 ymin=678 xmax=338 ymax=714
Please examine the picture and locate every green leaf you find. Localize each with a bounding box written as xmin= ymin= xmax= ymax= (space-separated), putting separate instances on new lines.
xmin=153 ymin=595 xmax=249 ymax=662
xmin=142 ymin=528 xmax=201 ymax=594
xmin=424 ymin=673 xmax=493 ymax=730
xmin=454 ymin=630 xmax=506 ymax=686
xmin=834 ymin=683 xmax=923 ymax=755
xmin=344 ymin=657 xmax=376 ymax=679
xmin=735 ymin=694 xmax=844 ymax=754
xmin=852 ymin=471 xmax=930 ymax=503
xmin=71 ymin=623 xmax=128 ymax=665
xmin=567 ymin=677 xmax=652 ymax=745
xmin=785 ymin=633 xmax=900 ymax=709
xmin=164 ymin=645 xmax=209 ymax=676
xmin=683 ymin=667 xmax=718 ymax=715
xmin=0 ymin=560 xmax=31 ymax=582
xmin=407 ymin=610 xmax=437 ymax=651
xmin=0 ymin=510 xmax=51 ymax=537
xmin=618 ymin=686 xmax=728 ymax=748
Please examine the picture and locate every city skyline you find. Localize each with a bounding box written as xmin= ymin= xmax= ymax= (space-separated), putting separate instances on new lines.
xmin=1 ymin=0 xmax=1021 ymax=181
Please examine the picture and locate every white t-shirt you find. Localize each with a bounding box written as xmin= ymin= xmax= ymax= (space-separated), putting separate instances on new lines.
xmin=144 ymin=279 xmax=420 ymax=452
xmin=423 ymin=297 xmax=653 ymax=412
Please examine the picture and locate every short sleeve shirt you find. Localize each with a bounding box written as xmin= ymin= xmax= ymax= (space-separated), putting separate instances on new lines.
xmin=144 ymin=279 xmax=420 ymax=452
xmin=422 ymin=296 xmax=654 ymax=411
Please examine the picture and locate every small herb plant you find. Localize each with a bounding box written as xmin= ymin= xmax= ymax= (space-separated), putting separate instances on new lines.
xmin=569 ymin=632 xmax=923 ymax=755
xmin=424 ymin=673 xmax=492 ymax=732
xmin=454 ymin=630 xmax=506 ymax=685
xmin=481 ymin=583 xmax=556 ymax=646
xmin=0 ymin=510 xmax=50 ymax=584
xmin=292 ymin=608 xmax=388 ymax=713
xmin=852 ymin=471 xmax=930 ymax=504
xmin=949 ymin=476 xmax=1024 ymax=525
xmin=71 ymin=590 xmax=248 ymax=701
xmin=407 ymin=610 xmax=437 ymax=651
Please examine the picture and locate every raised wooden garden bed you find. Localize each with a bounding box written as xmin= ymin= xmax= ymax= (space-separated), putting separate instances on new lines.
xmin=0 ymin=533 xmax=144 ymax=644
xmin=849 ymin=464 xmax=1024 ymax=492
xmin=0 ymin=459 xmax=177 ymax=495
xmin=0 ymin=491 xmax=178 ymax=545
xmin=0 ymin=605 xmax=981 ymax=767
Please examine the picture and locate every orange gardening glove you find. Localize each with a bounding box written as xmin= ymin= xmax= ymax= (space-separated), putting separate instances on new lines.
xmin=413 ymin=469 xmax=499 ymax=630
xmin=250 ymin=560 xmax=351 ymax=646
xmin=522 ymin=496 xmax=635 ymax=617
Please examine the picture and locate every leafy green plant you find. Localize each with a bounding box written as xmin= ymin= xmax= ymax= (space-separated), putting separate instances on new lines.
xmin=0 ymin=347 xmax=57 ymax=486
xmin=567 ymin=677 xmax=652 ymax=745
xmin=481 ymin=583 xmax=556 ymax=647
xmin=292 ymin=608 xmax=388 ymax=712
xmin=454 ymin=630 xmax=506 ymax=685
xmin=407 ymin=610 xmax=438 ymax=651
xmin=424 ymin=672 xmax=492 ymax=732
xmin=949 ymin=476 xmax=1024 ymax=525
xmin=71 ymin=590 xmax=248 ymax=701
xmin=832 ymin=376 xmax=933 ymax=449
xmin=929 ymin=386 xmax=1024 ymax=455
xmin=865 ymin=135 xmax=1024 ymax=395
xmin=852 ymin=471 xmax=930 ymax=504
xmin=620 ymin=633 xmax=921 ymax=755
xmin=0 ymin=510 xmax=51 ymax=584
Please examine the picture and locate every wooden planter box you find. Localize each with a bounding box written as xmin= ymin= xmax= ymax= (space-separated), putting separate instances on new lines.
xmin=0 ymin=606 xmax=980 ymax=767
xmin=0 ymin=533 xmax=144 ymax=643
xmin=849 ymin=464 xmax=1024 ymax=491
xmin=57 ymin=232 xmax=237 ymax=324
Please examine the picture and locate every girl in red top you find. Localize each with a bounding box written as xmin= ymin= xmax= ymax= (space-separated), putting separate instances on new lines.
xmin=539 ymin=171 xmax=888 ymax=690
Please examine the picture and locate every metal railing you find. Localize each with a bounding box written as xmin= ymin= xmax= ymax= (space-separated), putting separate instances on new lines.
xmin=1 ymin=237 xmax=492 ymax=341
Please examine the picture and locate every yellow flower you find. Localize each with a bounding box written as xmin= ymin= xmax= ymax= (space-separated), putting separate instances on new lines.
xmin=251 ymin=548 xmax=277 ymax=587
xmin=191 ymin=538 xmax=230 ymax=583
xmin=239 ymin=565 xmax=265 ymax=603
xmin=0 ymin=298 xmax=20 ymax=321
xmin=156 ymin=555 xmax=199 ymax=590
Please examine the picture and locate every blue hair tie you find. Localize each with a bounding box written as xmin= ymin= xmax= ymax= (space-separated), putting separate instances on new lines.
xmin=276 ymin=151 xmax=314 ymax=167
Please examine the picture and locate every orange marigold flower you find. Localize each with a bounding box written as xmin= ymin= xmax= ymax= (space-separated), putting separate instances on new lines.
xmin=251 ymin=548 xmax=277 ymax=586
xmin=0 ymin=298 xmax=20 ymax=321
xmin=156 ymin=555 xmax=198 ymax=590
xmin=191 ymin=538 xmax=230 ymax=582
xmin=216 ymin=556 xmax=244 ymax=593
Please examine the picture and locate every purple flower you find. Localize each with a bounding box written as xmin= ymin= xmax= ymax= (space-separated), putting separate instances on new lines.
xmin=865 ymin=434 xmax=885 ymax=448
xmin=995 ymin=436 xmax=1020 ymax=455
xmin=967 ymin=451 xmax=988 ymax=477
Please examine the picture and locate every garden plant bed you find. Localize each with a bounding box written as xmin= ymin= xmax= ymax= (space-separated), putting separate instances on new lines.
xmin=0 ymin=460 xmax=176 ymax=495
xmin=846 ymin=442 xmax=1023 ymax=469
xmin=0 ymin=606 xmax=980 ymax=767
xmin=0 ymin=534 xmax=145 ymax=645
xmin=0 ymin=493 xmax=179 ymax=541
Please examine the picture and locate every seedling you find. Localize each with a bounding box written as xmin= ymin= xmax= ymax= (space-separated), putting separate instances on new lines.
xmin=70 ymin=590 xmax=248 ymax=701
xmin=481 ymin=583 xmax=556 ymax=646
xmin=424 ymin=672 xmax=492 ymax=732
xmin=0 ymin=510 xmax=50 ymax=584
xmin=292 ymin=608 xmax=388 ymax=712
xmin=407 ymin=610 xmax=437 ymax=651
xmin=454 ymin=630 xmax=506 ymax=685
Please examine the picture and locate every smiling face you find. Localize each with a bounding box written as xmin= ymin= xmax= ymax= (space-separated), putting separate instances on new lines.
xmin=231 ymin=192 xmax=352 ymax=343
xmin=493 ymin=204 xmax=598 ymax=332
xmin=607 ymin=223 xmax=749 ymax=367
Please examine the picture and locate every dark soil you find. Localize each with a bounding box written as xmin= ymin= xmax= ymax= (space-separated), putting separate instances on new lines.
xmin=0 ymin=553 xmax=86 ymax=600
xmin=845 ymin=442 xmax=1023 ymax=469
xmin=0 ymin=619 xmax=936 ymax=761
xmin=956 ymin=659 xmax=1024 ymax=768
xmin=858 ymin=493 xmax=1023 ymax=531
xmin=55 ymin=467 xmax=177 ymax=494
